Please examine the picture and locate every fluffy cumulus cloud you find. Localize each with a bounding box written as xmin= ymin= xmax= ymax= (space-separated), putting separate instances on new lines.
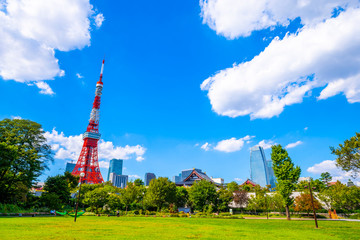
xmin=44 ymin=128 xmax=146 ymax=164
xmin=200 ymin=2 xmax=360 ymax=119
xmin=258 ymin=140 xmax=276 ymax=150
xmin=307 ymin=160 xmax=360 ymax=186
xmin=214 ymin=135 xmax=253 ymax=153
xmin=200 ymin=0 xmax=360 ymax=39
xmin=0 ymin=0 xmax=103 ymax=94
xmin=285 ymin=140 xmax=303 ymax=149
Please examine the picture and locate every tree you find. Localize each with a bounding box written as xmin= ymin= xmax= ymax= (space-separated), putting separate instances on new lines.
xmin=188 ymin=180 xmax=217 ymax=212
xmin=320 ymin=172 xmax=332 ymax=185
xmin=134 ymin=178 xmax=144 ymax=186
xmin=294 ymin=193 xmax=322 ymax=216
xmin=122 ymin=181 xmax=145 ymax=212
xmin=247 ymin=186 xmax=267 ymax=214
xmin=331 ymin=133 xmax=360 ymax=175
xmin=0 ymin=119 xmax=53 ymax=203
xmin=143 ymin=177 xmax=176 ymax=211
xmin=216 ymin=187 xmax=233 ymax=212
xmin=233 ymin=190 xmax=249 ymax=211
xmin=271 ymin=144 xmax=301 ymax=220
xmin=175 ymin=187 xmax=189 ymax=209
xmin=318 ymin=181 xmax=360 ymax=212
xmin=297 ymin=179 xmax=325 ymax=192
xmin=83 ymin=187 xmax=110 ymax=214
xmin=227 ymin=181 xmax=239 ymax=192
xmin=41 ymin=172 xmax=79 ymax=209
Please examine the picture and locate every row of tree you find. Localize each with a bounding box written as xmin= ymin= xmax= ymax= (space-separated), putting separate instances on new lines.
xmin=1 ymin=118 xmax=360 ymax=219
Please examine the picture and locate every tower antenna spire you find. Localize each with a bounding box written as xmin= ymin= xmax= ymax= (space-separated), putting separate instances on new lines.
xmin=72 ymin=59 xmax=105 ymax=184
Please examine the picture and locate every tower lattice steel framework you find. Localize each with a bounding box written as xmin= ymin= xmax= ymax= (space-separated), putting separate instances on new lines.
xmin=72 ymin=60 xmax=105 ymax=184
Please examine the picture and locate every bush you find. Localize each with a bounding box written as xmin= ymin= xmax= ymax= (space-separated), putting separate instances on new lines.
xmin=219 ymin=212 xmax=231 ymax=216
xmin=349 ymin=213 xmax=360 ymax=219
xmin=0 ymin=203 xmax=24 ymax=213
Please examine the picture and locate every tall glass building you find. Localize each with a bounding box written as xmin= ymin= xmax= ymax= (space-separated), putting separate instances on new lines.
xmin=250 ymin=146 xmax=276 ymax=189
xmin=145 ymin=172 xmax=156 ymax=186
xmin=65 ymin=162 xmax=76 ymax=173
xmin=107 ymin=159 xmax=123 ymax=181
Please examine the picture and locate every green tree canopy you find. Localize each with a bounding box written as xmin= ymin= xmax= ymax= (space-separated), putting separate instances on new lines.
xmin=331 ymin=133 xmax=360 ymax=176
xmin=320 ymin=172 xmax=332 ymax=185
xmin=41 ymin=172 xmax=79 ymax=209
xmin=175 ymin=186 xmax=189 ymax=209
xmin=0 ymin=118 xmax=53 ymax=203
xmin=188 ymin=180 xmax=217 ymax=212
xmin=227 ymin=181 xmax=240 ymax=192
xmin=271 ymin=144 xmax=301 ymax=220
xmin=143 ymin=177 xmax=176 ymax=211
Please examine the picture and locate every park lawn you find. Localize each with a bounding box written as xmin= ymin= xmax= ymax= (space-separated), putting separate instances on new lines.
xmin=0 ymin=216 xmax=359 ymax=240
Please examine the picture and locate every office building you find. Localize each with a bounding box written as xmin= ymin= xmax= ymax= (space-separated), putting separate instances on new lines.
xmin=211 ymin=177 xmax=224 ymax=185
xmin=109 ymin=173 xmax=128 ymax=188
xmin=250 ymin=145 xmax=276 ymax=189
xmin=173 ymin=173 xmax=181 ymax=183
xmin=65 ymin=162 xmax=76 ymax=173
xmin=145 ymin=172 xmax=156 ymax=186
xmin=107 ymin=159 xmax=123 ymax=181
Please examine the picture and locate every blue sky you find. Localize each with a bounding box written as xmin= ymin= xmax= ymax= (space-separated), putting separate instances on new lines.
xmin=1 ymin=0 xmax=360 ymax=185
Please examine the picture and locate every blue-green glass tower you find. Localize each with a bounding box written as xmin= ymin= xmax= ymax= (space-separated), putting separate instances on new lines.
xmin=107 ymin=159 xmax=123 ymax=182
xmin=250 ymin=146 xmax=276 ymax=189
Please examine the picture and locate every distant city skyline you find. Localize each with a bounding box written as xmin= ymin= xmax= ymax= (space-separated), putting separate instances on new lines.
xmin=1 ymin=1 xmax=360 ymax=186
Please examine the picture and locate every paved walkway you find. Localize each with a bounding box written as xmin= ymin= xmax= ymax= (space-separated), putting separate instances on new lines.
xmin=243 ymin=217 xmax=360 ymax=222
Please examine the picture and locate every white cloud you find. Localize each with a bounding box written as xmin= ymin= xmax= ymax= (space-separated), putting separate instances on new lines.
xmin=307 ymin=160 xmax=359 ymax=185
xmin=94 ymin=13 xmax=104 ymax=28
xmin=201 ymin=8 xmax=360 ymax=119
xmin=285 ymin=140 xmax=303 ymax=149
xmin=34 ymin=81 xmax=55 ymax=95
xmin=201 ymin=142 xmax=211 ymax=151
xmin=0 ymin=0 xmax=103 ymax=94
xmin=258 ymin=140 xmax=276 ymax=150
xmin=214 ymin=135 xmax=253 ymax=153
xmin=44 ymin=128 xmax=146 ymax=161
xmin=129 ymin=174 xmax=141 ymax=179
xmin=234 ymin=178 xmax=242 ymax=182
xmin=76 ymin=73 xmax=83 ymax=79
xmin=11 ymin=116 xmax=22 ymax=119
xmin=304 ymin=127 xmax=308 ymax=131
xmin=200 ymin=0 xmax=360 ymax=39
xmin=99 ymin=161 xmax=109 ymax=169
xmin=136 ymin=156 xmax=145 ymax=162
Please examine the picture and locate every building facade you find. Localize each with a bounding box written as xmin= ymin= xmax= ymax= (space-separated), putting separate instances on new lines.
xmin=107 ymin=159 xmax=123 ymax=181
xmin=109 ymin=173 xmax=128 ymax=188
xmin=250 ymin=145 xmax=276 ymax=189
xmin=65 ymin=162 xmax=76 ymax=173
xmin=145 ymin=172 xmax=156 ymax=186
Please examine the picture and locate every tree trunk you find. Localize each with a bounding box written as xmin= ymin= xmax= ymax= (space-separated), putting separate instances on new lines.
xmin=285 ymin=205 xmax=291 ymax=220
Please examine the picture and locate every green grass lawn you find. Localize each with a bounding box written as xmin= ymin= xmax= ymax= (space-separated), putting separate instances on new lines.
xmin=1 ymin=216 xmax=359 ymax=240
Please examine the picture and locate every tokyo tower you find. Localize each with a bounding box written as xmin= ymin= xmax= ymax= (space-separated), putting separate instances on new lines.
xmin=72 ymin=60 xmax=105 ymax=184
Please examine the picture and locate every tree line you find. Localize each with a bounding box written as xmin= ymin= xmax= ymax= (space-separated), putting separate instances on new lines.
xmin=1 ymin=118 xmax=360 ymax=218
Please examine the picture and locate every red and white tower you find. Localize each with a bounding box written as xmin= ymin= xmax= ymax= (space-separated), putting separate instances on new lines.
xmin=72 ymin=60 xmax=105 ymax=184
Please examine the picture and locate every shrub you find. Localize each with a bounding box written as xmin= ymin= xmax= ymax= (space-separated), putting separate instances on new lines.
xmin=349 ymin=213 xmax=360 ymax=219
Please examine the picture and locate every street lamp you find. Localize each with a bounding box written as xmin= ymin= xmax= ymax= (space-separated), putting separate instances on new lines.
xmin=305 ymin=180 xmax=318 ymax=228
xmin=74 ymin=172 xmax=85 ymax=223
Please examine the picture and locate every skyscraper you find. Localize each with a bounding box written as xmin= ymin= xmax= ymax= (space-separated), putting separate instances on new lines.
xmin=109 ymin=173 xmax=128 ymax=188
xmin=250 ymin=146 xmax=276 ymax=189
xmin=107 ymin=159 xmax=123 ymax=181
xmin=145 ymin=172 xmax=156 ymax=186
xmin=65 ymin=162 xmax=76 ymax=173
